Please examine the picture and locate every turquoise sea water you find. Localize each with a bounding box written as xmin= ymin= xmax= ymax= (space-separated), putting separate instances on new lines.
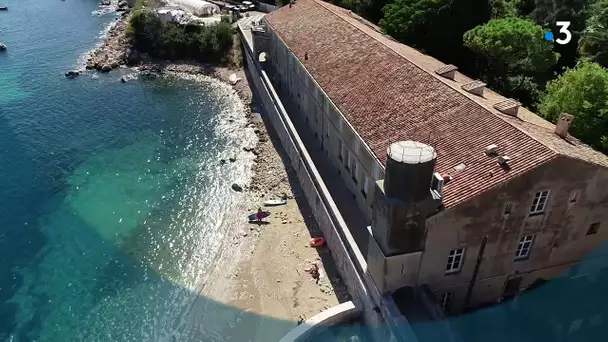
xmin=0 ymin=0 xmax=258 ymax=340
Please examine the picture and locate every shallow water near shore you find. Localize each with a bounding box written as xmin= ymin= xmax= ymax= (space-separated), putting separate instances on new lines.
xmin=0 ymin=0 xmax=257 ymax=340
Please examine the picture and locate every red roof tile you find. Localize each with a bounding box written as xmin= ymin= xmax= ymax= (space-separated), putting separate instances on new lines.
xmin=265 ymin=0 xmax=607 ymax=208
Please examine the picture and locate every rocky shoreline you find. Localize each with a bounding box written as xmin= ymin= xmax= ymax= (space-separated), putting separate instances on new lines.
xmin=84 ymin=8 xmax=347 ymax=334
xmin=85 ymin=11 xmax=142 ymax=72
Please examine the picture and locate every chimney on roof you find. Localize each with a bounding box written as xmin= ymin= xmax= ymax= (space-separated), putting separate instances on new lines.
xmin=498 ymin=155 xmax=511 ymax=166
xmin=555 ymin=113 xmax=574 ymax=138
xmin=493 ymin=99 xmax=520 ymax=117
xmin=304 ymin=52 xmax=309 ymax=60
xmin=434 ymin=64 xmax=458 ymax=80
xmin=462 ymin=80 xmax=486 ymax=96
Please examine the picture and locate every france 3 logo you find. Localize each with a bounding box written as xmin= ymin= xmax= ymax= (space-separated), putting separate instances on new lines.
xmin=544 ymin=21 xmax=572 ymax=45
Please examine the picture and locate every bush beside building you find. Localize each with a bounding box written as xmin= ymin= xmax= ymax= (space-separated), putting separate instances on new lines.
xmin=128 ymin=10 xmax=234 ymax=63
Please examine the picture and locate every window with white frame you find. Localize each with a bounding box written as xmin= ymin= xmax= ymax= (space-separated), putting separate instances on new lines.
xmin=569 ymin=191 xmax=579 ymax=204
xmin=445 ymin=248 xmax=465 ymax=274
xmin=345 ymin=151 xmax=351 ymax=170
xmin=530 ymin=190 xmax=550 ymax=214
xmin=515 ymin=235 xmax=534 ymax=259
xmin=441 ymin=292 xmax=454 ymax=311
xmin=351 ymin=157 xmax=358 ymax=184
xmin=362 ymin=174 xmax=370 ymax=198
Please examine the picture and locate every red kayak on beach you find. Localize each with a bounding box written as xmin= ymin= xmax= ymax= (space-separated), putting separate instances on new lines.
xmin=248 ymin=211 xmax=270 ymax=221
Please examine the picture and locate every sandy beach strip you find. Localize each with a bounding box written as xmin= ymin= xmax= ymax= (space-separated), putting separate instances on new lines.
xmin=84 ymin=12 xmax=351 ymax=338
xmin=190 ymin=65 xmax=352 ymax=341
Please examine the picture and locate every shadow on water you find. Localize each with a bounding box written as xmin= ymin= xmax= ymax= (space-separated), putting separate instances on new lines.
xmin=0 ymin=110 xmax=47 ymax=339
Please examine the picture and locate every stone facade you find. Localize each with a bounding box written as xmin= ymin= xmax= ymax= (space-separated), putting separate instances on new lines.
xmin=254 ymin=18 xmax=608 ymax=316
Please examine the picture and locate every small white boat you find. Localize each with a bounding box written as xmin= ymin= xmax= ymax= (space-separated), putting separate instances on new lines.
xmin=264 ymin=199 xmax=287 ymax=206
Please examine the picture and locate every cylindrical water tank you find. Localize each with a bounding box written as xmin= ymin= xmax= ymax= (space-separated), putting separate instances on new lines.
xmin=384 ymin=141 xmax=436 ymax=202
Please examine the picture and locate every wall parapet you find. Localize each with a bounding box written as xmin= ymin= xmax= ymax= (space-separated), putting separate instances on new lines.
xmin=237 ymin=26 xmax=418 ymax=342
xmin=278 ymin=301 xmax=360 ymax=342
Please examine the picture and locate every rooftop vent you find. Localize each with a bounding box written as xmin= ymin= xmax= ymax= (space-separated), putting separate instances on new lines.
xmin=432 ymin=172 xmax=444 ymax=195
xmin=454 ymin=163 xmax=466 ymax=172
xmin=498 ymin=155 xmax=511 ymax=166
xmin=485 ymin=144 xmax=498 ymax=156
xmin=555 ymin=113 xmax=574 ymax=138
xmin=493 ymin=99 xmax=520 ymax=116
xmin=462 ymin=80 xmax=486 ymax=96
xmin=434 ymin=64 xmax=458 ymax=80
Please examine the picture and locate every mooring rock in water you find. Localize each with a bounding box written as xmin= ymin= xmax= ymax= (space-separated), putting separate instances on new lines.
xmin=231 ymin=183 xmax=243 ymax=192
xmin=101 ymin=64 xmax=112 ymax=73
xmin=64 ymin=70 xmax=80 ymax=78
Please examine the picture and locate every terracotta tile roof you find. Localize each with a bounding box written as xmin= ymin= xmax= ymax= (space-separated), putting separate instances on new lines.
xmin=265 ymin=0 xmax=608 ymax=208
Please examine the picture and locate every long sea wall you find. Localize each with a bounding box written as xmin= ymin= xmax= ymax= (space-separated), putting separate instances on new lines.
xmin=237 ymin=26 xmax=419 ymax=342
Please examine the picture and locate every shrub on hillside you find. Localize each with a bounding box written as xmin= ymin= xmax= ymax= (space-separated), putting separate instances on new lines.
xmin=128 ymin=11 xmax=234 ymax=63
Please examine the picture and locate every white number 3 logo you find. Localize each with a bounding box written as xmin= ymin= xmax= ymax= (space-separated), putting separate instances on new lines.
xmin=556 ymin=21 xmax=572 ymax=45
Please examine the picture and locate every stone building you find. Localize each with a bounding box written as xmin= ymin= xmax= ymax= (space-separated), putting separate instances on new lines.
xmin=251 ymin=0 xmax=608 ymax=314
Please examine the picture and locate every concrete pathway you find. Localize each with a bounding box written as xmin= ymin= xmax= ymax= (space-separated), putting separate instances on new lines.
xmin=266 ymin=73 xmax=372 ymax=259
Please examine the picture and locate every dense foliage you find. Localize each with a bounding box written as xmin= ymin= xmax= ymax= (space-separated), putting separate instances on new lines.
xmin=325 ymin=0 xmax=608 ymax=151
xmin=579 ymin=0 xmax=608 ymax=66
xmin=128 ymin=11 xmax=234 ymax=63
xmin=464 ymin=18 xmax=558 ymax=106
xmin=539 ymin=62 xmax=608 ymax=151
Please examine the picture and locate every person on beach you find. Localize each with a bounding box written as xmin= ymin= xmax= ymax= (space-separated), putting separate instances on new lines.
xmin=310 ymin=262 xmax=320 ymax=284
xmin=256 ymin=207 xmax=264 ymax=224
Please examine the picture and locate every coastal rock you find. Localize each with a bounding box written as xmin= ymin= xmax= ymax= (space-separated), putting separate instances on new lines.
xmin=118 ymin=0 xmax=128 ymax=8
xmin=64 ymin=70 xmax=80 ymax=78
xmin=101 ymin=65 xmax=112 ymax=73
xmin=229 ymin=157 xmax=236 ymax=162
xmin=220 ymin=159 xmax=227 ymax=164
xmin=231 ymin=183 xmax=243 ymax=192
xmin=101 ymin=0 xmax=111 ymax=5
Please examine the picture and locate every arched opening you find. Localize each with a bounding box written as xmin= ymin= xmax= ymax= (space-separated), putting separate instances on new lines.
xmin=258 ymin=52 xmax=267 ymax=63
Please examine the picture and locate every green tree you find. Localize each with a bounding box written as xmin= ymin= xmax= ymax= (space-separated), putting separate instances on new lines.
xmin=379 ymin=0 xmax=452 ymax=44
xmin=128 ymin=11 xmax=234 ymax=63
xmin=379 ymin=0 xmax=491 ymax=71
xmin=463 ymin=17 xmax=558 ymax=106
xmin=528 ymin=0 xmax=594 ymax=71
xmin=489 ymin=0 xmax=518 ymax=18
xmin=539 ymin=62 xmax=608 ymax=151
xmin=580 ymin=0 xmax=608 ymax=67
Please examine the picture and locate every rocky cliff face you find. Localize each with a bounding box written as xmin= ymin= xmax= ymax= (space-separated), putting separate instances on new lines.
xmin=85 ymin=12 xmax=147 ymax=72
